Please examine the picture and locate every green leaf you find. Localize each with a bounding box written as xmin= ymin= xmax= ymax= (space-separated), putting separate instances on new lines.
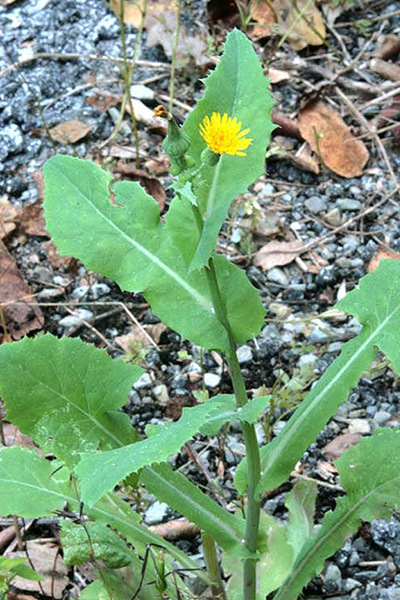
xmin=274 ymin=429 xmax=400 ymax=600
xmin=0 ymin=447 xmax=74 ymax=518
xmin=177 ymin=29 xmax=275 ymax=271
xmin=285 ymin=480 xmax=317 ymax=558
xmin=0 ymin=334 xmax=141 ymax=467
xmin=0 ymin=557 xmax=42 ymax=582
xmin=60 ymin=521 xmax=132 ymax=568
xmin=75 ymin=400 xmax=228 ymax=506
xmin=200 ymin=394 xmax=270 ymax=436
xmin=80 ymin=566 xmax=159 ymax=600
xmin=235 ymin=259 xmax=400 ymax=496
xmin=44 ymin=156 xmax=264 ymax=350
xmin=141 ymin=463 xmax=247 ymax=554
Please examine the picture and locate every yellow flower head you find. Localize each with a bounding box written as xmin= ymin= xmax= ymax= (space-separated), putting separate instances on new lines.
xmin=199 ymin=112 xmax=253 ymax=157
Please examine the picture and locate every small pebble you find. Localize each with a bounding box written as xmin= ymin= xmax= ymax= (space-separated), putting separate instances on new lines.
xmin=91 ymin=282 xmax=111 ymax=299
xmin=153 ymin=384 xmax=169 ymax=405
xmin=336 ymin=198 xmax=362 ymax=211
xmin=204 ymin=373 xmax=221 ymax=388
xmin=267 ymin=267 xmax=289 ymax=287
xmin=236 ymin=345 xmax=253 ymax=364
xmin=37 ymin=287 xmax=64 ymax=301
xmin=134 ymin=373 xmax=152 ymax=389
xmin=144 ymin=501 xmax=169 ymax=525
xmin=59 ymin=309 xmax=93 ymax=328
xmin=348 ymin=419 xmax=371 ymax=435
xmin=71 ymin=285 xmax=89 ymax=299
xmin=305 ymin=196 xmax=327 ymax=214
xmin=325 ymin=208 xmax=342 ymax=226
xmin=130 ymin=84 xmax=155 ymax=101
xmin=374 ymin=410 xmax=391 ymax=426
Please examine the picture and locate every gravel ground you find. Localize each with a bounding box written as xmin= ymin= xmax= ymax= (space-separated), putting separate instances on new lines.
xmin=1 ymin=0 xmax=400 ymax=598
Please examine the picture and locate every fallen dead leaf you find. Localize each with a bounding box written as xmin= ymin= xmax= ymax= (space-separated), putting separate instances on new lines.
xmin=111 ymin=0 xmax=178 ymax=27
xmin=19 ymin=202 xmax=49 ymax=238
xmin=293 ymin=143 xmax=320 ymax=174
xmin=3 ymin=423 xmax=38 ymax=452
xmin=298 ymin=100 xmax=369 ymax=177
xmin=0 ymin=240 xmax=44 ymax=341
xmin=42 ymin=240 xmax=76 ymax=270
xmin=115 ymin=162 xmax=166 ymax=210
xmin=0 ymin=197 xmax=19 ymax=239
xmin=87 ymin=92 xmax=121 ymax=112
xmin=149 ymin=518 xmax=199 ymax=540
xmin=7 ymin=541 xmax=68 ymax=599
xmin=267 ymin=67 xmax=291 ymax=84
xmin=374 ymin=34 xmax=400 ymax=60
xmin=368 ymin=245 xmax=400 ymax=273
xmin=375 ymin=94 xmax=400 ymax=140
xmin=115 ymin=322 xmax=166 ymax=352
xmin=144 ymin=156 xmax=170 ymax=175
xmin=322 ymin=432 xmax=361 ymax=461
xmin=274 ymin=0 xmax=326 ymax=51
xmin=146 ymin=10 xmax=208 ymax=67
xmin=249 ymin=0 xmax=276 ymax=40
xmin=254 ymin=240 xmax=304 ymax=271
xmin=49 ymin=119 xmax=92 ymax=144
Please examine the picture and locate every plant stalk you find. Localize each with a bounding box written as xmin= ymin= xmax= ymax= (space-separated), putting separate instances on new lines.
xmin=202 ymin=532 xmax=227 ymax=599
xmin=205 ymin=258 xmax=261 ymax=600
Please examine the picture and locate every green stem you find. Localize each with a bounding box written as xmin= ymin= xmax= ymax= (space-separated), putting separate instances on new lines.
xmin=205 ymin=258 xmax=261 ymax=600
xmin=202 ymin=532 xmax=227 ymax=599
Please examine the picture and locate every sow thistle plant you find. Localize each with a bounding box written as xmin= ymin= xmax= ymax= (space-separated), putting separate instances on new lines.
xmin=1 ymin=29 xmax=400 ymax=600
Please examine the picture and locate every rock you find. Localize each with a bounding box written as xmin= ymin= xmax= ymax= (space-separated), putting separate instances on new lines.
xmin=343 ymin=578 xmax=361 ymax=592
xmin=324 ymin=563 xmax=342 ymax=591
xmin=325 ymin=208 xmax=342 ymax=226
xmin=130 ymin=84 xmax=155 ymax=101
xmin=204 ymin=373 xmax=221 ymax=388
xmin=59 ymin=309 xmax=93 ymax=328
xmin=374 ymin=410 xmax=391 ymax=426
xmin=309 ymin=326 xmax=331 ymax=344
xmin=0 ymin=124 xmax=24 ymax=159
xmin=144 ymin=501 xmax=169 ymax=525
xmin=133 ymin=373 xmax=152 ymax=389
xmin=91 ymin=283 xmax=110 ymax=299
xmin=37 ymin=287 xmax=64 ymax=300
xmin=348 ymin=419 xmax=371 ymax=435
xmin=267 ymin=267 xmax=289 ymax=287
xmin=269 ymin=302 xmax=291 ymax=319
xmin=71 ymin=285 xmax=89 ymax=299
xmin=305 ymin=196 xmax=327 ymax=214
xmin=298 ymin=353 xmax=317 ymax=376
xmin=336 ymin=198 xmax=362 ymax=211
xmin=153 ymin=384 xmax=169 ymax=405
xmin=236 ymin=345 xmax=253 ymax=364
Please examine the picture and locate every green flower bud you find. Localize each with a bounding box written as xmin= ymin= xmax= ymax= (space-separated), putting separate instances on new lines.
xmin=162 ymin=118 xmax=190 ymax=159
xmin=201 ymin=146 xmax=220 ymax=166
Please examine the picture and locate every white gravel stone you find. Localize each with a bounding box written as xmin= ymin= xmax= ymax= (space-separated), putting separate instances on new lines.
xmin=267 ymin=267 xmax=289 ymax=287
xmin=153 ymin=384 xmax=169 ymax=405
xmin=133 ymin=373 xmax=152 ymax=389
xmin=204 ymin=373 xmax=221 ymax=388
xmin=236 ymin=345 xmax=253 ymax=364
xmin=348 ymin=419 xmax=371 ymax=435
xmin=59 ymin=309 xmax=93 ymax=328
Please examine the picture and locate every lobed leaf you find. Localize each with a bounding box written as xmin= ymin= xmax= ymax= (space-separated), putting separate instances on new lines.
xmin=274 ymin=429 xmax=400 ymax=600
xmin=235 ymin=259 xmax=400 ymax=496
xmin=176 ymin=29 xmax=275 ymax=271
xmin=0 ymin=447 xmax=74 ymax=518
xmin=43 ymin=156 xmax=265 ymax=351
xmin=0 ymin=334 xmax=141 ymax=467
xmin=75 ymin=400 xmax=230 ymax=506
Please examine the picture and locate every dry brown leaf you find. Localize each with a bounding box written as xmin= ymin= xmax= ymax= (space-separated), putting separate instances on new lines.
xmin=267 ymin=67 xmax=291 ymax=84
xmin=146 ymin=10 xmax=208 ymax=67
xmin=144 ymin=156 xmax=170 ymax=175
xmin=49 ymin=119 xmax=92 ymax=144
xmin=368 ymin=245 xmax=400 ymax=273
xmin=322 ymin=432 xmax=361 ymax=461
xmin=115 ymin=162 xmax=166 ymax=210
xmin=0 ymin=197 xmax=19 ymax=239
xmin=42 ymin=240 xmax=76 ymax=270
xmin=115 ymin=322 xmax=166 ymax=351
xmin=0 ymin=240 xmax=44 ymax=341
xmin=249 ymin=0 xmax=276 ymax=40
xmin=7 ymin=541 xmax=68 ymax=598
xmin=111 ymin=0 xmax=178 ymax=27
xmin=19 ymin=202 xmax=49 ymax=238
xmin=149 ymin=518 xmax=199 ymax=540
xmin=254 ymin=240 xmax=304 ymax=271
xmin=3 ymin=423 xmax=38 ymax=452
xmin=293 ymin=143 xmax=320 ymax=174
xmin=274 ymin=0 xmax=326 ymax=50
xmin=87 ymin=92 xmax=121 ymax=112
xmin=298 ymin=100 xmax=369 ymax=177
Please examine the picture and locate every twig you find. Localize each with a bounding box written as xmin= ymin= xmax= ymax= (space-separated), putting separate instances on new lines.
xmin=359 ymin=83 xmax=400 ymax=111
xmin=169 ymin=0 xmax=181 ymax=114
xmin=0 ymin=52 xmax=170 ymax=79
xmin=118 ymin=302 xmax=159 ymax=349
